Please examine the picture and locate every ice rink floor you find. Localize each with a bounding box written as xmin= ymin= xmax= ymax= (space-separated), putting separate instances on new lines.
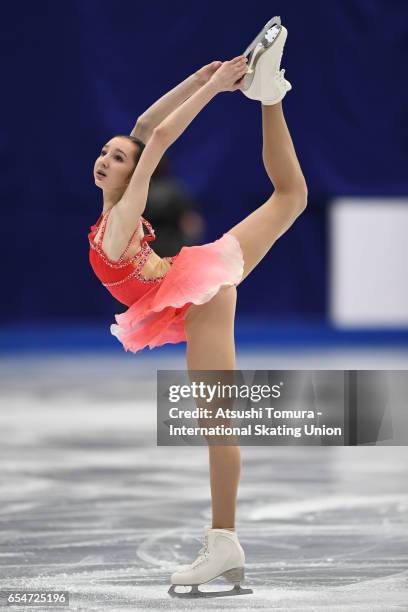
xmin=1 ymin=347 xmax=408 ymax=611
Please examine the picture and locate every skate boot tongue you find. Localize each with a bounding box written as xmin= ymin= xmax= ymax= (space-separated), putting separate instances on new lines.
xmin=191 ymin=532 xmax=209 ymax=567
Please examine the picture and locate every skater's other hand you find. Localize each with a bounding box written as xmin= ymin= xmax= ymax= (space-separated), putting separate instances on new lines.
xmin=209 ymin=56 xmax=248 ymax=93
xmin=195 ymin=61 xmax=223 ymax=86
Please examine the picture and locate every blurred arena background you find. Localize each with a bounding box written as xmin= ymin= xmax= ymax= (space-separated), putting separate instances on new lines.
xmin=1 ymin=0 xmax=407 ymax=350
xmin=1 ymin=1 xmax=407 ymax=609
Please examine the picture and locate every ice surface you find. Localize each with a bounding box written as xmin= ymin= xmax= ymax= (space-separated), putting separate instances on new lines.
xmin=0 ymin=349 xmax=407 ymax=610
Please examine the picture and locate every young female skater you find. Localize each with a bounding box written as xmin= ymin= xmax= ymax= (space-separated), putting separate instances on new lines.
xmin=88 ymin=17 xmax=307 ymax=598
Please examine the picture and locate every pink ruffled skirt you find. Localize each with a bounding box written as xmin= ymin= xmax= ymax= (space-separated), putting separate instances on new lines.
xmin=110 ymin=232 xmax=244 ymax=353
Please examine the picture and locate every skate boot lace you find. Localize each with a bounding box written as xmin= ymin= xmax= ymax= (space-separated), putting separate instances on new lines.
xmin=191 ymin=533 xmax=209 ymax=567
xmin=276 ymin=68 xmax=288 ymax=88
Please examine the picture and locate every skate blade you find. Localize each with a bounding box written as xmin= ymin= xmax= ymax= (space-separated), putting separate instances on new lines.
xmin=243 ymin=15 xmax=281 ymax=58
xmin=168 ymin=584 xmax=253 ymax=598
xmin=245 ymin=25 xmax=282 ymax=69
xmin=241 ymin=26 xmax=284 ymax=91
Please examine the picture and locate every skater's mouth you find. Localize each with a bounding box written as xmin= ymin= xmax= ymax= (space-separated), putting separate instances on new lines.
xmin=96 ymin=170 xmax=107 ymax=178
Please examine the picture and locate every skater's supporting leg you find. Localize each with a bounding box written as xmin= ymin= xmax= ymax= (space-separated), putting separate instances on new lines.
xmin=228 ymin=102 xmax=307 ymax=283
xmin=208 ymin=445 xmax=241 ymax=529
xmin=184 ymin=287 xmax=241 ymax=530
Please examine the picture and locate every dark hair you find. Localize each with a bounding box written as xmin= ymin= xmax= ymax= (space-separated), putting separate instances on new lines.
xmin=113 ymin=134 xmax=145 ymax=165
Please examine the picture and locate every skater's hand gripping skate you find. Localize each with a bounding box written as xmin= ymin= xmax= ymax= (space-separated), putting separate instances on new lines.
xmin=209 ymin=56 xmax=248 ymax=93
xmin=195 ymin=60 xmax=223 ymax=86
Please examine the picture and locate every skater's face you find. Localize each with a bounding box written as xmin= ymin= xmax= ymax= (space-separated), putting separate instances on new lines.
xmin=94 ymin=136 xmax=138 ymax=192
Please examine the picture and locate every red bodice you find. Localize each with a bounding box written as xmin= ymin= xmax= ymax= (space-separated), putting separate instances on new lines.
xmin=88 ymin=209 xmax=173 ymax=306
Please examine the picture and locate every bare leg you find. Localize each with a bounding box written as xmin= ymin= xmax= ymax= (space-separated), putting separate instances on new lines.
xmin=228 ymin=102 xmax=307 ymax=283
xmin=181 ymin=102 xmax=307 ymax=531
xmin=184 ymin=287 xmax=240 ymax=530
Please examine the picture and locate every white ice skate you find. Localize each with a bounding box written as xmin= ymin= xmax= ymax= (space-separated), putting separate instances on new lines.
xmin=168 ymin=527 xmax=253 ymax=598
xmin=241 ymin=16 xmax=292 ymax=105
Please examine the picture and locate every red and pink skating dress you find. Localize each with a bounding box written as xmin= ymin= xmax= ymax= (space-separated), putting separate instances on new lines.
xmin=88 ymin=209 xmax=244 ymax=353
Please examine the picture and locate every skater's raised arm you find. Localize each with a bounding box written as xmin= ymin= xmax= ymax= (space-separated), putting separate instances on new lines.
xmin=155 ymin=57 xmax=247 ymax=148
xmin=130 ymin=62 xmax=223 ymax=143
xmin=117 ymin=57 xmax=248 ymax=225
xmin=131 ymin=57 xmax=247 ymax=179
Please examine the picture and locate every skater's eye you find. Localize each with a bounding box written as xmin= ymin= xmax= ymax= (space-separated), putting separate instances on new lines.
xmin=100 ymin=150 xmax=124 ymax=162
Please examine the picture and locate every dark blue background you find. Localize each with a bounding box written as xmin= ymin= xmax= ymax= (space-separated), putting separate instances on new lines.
xmin=2 ymin=1 xmax=406 ymax=324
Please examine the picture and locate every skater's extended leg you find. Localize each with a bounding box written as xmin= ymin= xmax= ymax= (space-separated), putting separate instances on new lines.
xmin=228 ymin=102 xmax=307 ymax=283
xmin=184 ymin=287 xmax=241 ymax=530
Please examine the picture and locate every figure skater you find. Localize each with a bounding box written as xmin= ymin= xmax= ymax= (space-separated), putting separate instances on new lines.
xmin=88 ymin=16 xmax=307 ymax=598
